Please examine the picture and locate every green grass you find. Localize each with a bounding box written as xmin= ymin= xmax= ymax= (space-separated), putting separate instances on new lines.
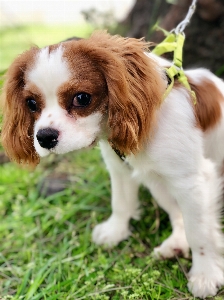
xmin=0 ymin=24 xmax=224 ymax=300
xmin=0 ymin=150 xmax=193 ymax=300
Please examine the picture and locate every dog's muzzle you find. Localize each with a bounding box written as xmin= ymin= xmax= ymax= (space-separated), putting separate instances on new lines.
xmin=36 ymin=128 xmax=59 ymax=150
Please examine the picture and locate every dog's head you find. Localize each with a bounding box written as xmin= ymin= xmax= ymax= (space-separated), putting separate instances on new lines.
xmin=1 ymin=31 xmax=165 ymax=166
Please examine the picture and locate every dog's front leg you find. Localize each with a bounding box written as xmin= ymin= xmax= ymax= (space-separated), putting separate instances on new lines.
xmin=92 ymin=141 xmax=140 ymax=246
xmin=143 ymin=176 xmax=189 ymax=259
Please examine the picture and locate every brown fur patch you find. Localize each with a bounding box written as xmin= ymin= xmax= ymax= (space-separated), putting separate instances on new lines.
xmin=1 ymin=47 xmax=40 ymax=165
xmin=187 ymin=77 xmax=223 ymax=131
xmin=23 ymin=82 xmax=46 ymax=119
xmin=57 ymin=58 xmax=108 ymax=118
xmin=62 ymin=31 xmax=166 ymax=155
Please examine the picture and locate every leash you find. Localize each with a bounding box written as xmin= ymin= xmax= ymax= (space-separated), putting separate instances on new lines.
xmin=152 ymin=0 xmax=197 ymax=104
xmin=112 ymin=0 xmax=197 ymax=162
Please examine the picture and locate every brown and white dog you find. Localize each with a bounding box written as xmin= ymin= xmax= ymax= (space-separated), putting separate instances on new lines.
xmin=1 ymin=32 xmax=224 ymax=298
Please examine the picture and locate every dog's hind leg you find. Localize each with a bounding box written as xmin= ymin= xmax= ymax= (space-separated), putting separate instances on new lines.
xmin=169 ymin=158 xmax=224 ymax=299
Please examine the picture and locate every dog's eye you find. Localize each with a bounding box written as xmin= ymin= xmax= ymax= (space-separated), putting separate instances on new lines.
xmin=73 ymin=93 xmax=91 ymax=107
xmin=27 ymin=99 xmax=37 ymax=112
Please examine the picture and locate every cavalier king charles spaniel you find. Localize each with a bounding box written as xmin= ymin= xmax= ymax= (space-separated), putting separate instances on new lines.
xmin=1 ymin=31 xmax=224 ymax=298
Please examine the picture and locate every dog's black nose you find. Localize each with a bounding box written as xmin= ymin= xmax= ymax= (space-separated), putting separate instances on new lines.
xmin=36 ymin=128 xmax=59 ymax=149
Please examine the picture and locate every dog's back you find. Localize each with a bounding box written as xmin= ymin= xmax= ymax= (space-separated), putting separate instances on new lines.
xmin=186 ymin=68 xmax=224 ymax=173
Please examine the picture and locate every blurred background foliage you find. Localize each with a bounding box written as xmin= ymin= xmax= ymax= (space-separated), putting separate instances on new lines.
xmin=0 ymin=0 xmax=224 ymax=75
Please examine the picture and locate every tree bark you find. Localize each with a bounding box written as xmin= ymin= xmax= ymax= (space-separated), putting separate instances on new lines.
xmin=120 ymin=0 xmax=170 ymax=38
xmin=119 ymin=0 xmax=224 ymax=77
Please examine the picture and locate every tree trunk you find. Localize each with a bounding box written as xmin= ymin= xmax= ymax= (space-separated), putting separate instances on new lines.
xmin=119 ymin=0 xmax=224 ymax=78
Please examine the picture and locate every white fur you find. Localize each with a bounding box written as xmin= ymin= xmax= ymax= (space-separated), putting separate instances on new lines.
xmin=27 ymin=46 xmax=103 ymax=156
xmin=26 ymin=47 xmax=223 ymax=299
xmin=27 ymin=46 xmax=70 ymax=100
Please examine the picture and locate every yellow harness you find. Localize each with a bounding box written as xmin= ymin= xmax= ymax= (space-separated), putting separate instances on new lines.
xmin=152 ymin=32 xmax=196 ymax=104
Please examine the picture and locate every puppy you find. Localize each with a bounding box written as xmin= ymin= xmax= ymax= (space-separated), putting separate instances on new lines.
xmin=1 ymin=31 xmax=224 ymax=299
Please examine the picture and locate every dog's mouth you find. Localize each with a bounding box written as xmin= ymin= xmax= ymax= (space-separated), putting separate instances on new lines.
xmin=89 ymin=138 xmax=97 ymax=148
xmin=44 ymin=137 xmax=98 ymax=155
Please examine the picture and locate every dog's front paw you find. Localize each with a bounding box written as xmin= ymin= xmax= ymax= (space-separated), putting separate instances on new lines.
xmin=188 ymin=265 xmax=224 ymax=299
xmin=92 ymin=215 xmax=130 ymax=247
xmin=153 ymin=232 xmax=189 ymax=259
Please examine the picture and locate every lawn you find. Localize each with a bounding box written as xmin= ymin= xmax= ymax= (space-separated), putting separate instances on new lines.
xmin=0 ymin=24 xmax=223 ymax=300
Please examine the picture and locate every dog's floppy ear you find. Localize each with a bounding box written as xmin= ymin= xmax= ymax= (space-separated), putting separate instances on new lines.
xmin=1 ymin=48 xmax=40 ymax=166
xmin=85 ymin=32 xmax=165 ymax=155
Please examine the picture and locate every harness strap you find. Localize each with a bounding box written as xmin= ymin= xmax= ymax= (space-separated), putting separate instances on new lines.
xmin=111 ymin=145 xmax=126 ymax=162
xmin=152 ymin=33 xmax=197 ymax=104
